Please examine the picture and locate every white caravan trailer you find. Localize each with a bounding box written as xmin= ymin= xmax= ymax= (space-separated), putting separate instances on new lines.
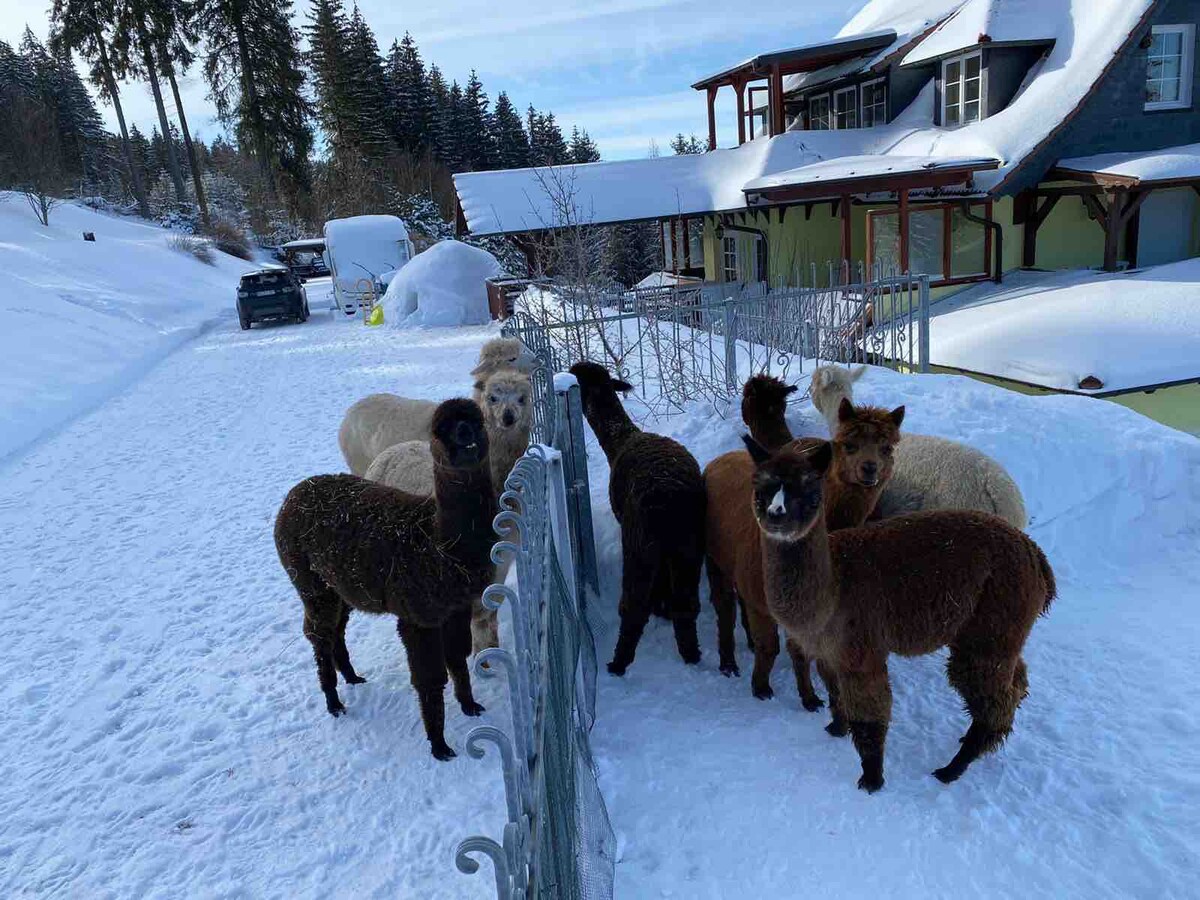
xmin=323 ymin=215 xmax=414 ymax=313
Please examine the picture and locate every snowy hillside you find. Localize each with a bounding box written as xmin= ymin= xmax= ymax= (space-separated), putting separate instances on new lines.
xmin=0 ymin=196 xmax=254 ymax=462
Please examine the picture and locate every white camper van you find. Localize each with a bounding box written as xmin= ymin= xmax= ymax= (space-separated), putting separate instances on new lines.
xmin=322 ymin=215 xmax=415 ymax=314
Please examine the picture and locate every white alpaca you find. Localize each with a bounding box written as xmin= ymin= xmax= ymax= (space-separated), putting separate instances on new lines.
xmin=809 ymin=365 xmax=1028 ymax=529
xmin=339 ymin=336 xmax=537 ymax=476
xmin=365 ymin=369 xmax=535 ymax=654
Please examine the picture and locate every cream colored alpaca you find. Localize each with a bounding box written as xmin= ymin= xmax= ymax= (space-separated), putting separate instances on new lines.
xmin=809 ymin=365 xmax=1028 ymax=529
xmin=365 ymin=369 xmax=534 ymax=654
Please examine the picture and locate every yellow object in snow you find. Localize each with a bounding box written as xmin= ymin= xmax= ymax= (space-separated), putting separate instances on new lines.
xmin=366 ymin=305 xmax=384 ymax=326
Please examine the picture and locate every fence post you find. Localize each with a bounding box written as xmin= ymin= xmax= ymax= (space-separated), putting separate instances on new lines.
xmin=722 ymin=298 xmax=738 ymax=394
xmin=917 ymin=275 xmax=930 ymax=373
xmin=553 ymin=374 xmax=599 ymax=603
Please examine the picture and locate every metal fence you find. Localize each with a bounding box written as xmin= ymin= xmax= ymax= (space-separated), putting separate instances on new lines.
xmin=504 ymin=264 xmax=930 ymax=412
xmin=455 ymin=377 xmax=613 ymax=899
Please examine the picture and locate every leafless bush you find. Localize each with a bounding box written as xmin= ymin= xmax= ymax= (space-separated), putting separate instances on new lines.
xmin=205 ymin=219 xmax=253 ymax=260
xmin=168 ymin=234 xmax=216 ymax=265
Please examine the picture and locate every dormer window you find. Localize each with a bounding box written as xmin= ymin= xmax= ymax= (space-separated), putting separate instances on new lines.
xmin=942 ymin=51 xmax=984 ymax=126
xmin=834 ymin=87 xmax=858 ymax=129
xmin=1146 ymin=24 xmax=1195 ymax=110
xmin=861 ymin=79 xmax=887 ymax=126
xmin=809 ymin=94 xmax=832 ymax=130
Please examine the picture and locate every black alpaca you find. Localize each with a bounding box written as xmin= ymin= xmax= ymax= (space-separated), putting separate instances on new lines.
xmin=274 ymin=399 xmax=495 ymax=760
xmin=569 ymin=362 xmax=706 ymax=675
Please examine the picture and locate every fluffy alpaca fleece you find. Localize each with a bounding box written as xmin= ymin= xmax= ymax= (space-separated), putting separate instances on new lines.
xmin=338 ymin=337 xmax=537 ymax=476
xmin=810 ymin=364 xmax=1028 ymax=529
xmin=275 ymin=399 xmax=495 ymax=761
xmin=706 ymin=376 xmax=902 ymax=704
xmin=569 ymin=361 xmax=706 ymax=675
xmin=746 ymin=436 xmax=1055 ymax=792
xmin=471 ymin=336 xmax=538 ymax=404
xmin=364 ymin=370 xmax=534 ymax=655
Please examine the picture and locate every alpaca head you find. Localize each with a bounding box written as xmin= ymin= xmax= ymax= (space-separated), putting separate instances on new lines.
xmin=568 ymin=361 xmax=633 ymax=417
xmin=431 ymin=398 xmax=489 ymax=468
xmin=741 ymin=374 xmax=798 ymax=433
xmin=831 ymin=399 xmax=905 ymax=488
xmin=810 ymin=365 xmax=867 ymax=434
xmin=743 ymin=435 xmax=832 ymax=541
xmin=471 ymin=337 xmax=538 ymax=378
xmin=480 ymin=370 xmax=533 ymax=435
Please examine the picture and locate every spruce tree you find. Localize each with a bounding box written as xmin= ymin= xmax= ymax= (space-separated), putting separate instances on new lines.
xmin=569 ymin=126 xmax=600 ymax=163
xmin=342 ymin=3 xmax=392 ymax=156
xmin=490 ymin=91 xmax=529 ymax=169
xmin=305 ymin=0 xmax=352 ymax=153
xmin=462 ymin=70 xmax=496 ymax=170
xmin=427 ymin=64 xmax=452 ymax=164
xmin=386 ymin=32 xmax=431 ymax=152
xmin=441 ymin=80 xmax=466 ymax=173
xmin=670 ymin=133 xmax=706 ymax=155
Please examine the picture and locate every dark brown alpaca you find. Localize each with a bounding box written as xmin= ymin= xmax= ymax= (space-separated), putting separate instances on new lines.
xmin=274 ymin=398 xmax=494 ymax=761
xmin=745 ymin=436 xmax=1055 ymax=791
xmin=569 ymin=361 xmax=706 ymax=675
xmin=705 ymin=376 xmax=902 ymax=705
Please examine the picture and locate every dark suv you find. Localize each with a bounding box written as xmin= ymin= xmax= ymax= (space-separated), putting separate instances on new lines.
xmin=237 ymin=268 xmax=309 ymax=329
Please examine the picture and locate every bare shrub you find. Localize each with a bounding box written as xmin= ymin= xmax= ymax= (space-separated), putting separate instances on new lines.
xmin=168 ymin=234 xmax=216 ymax=265
xmin=206 ymin=219 xmax=253 ymax=260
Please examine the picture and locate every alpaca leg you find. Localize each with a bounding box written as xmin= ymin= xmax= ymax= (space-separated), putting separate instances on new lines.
xmin=609 ymin=556 xmax=653 ymax=676
xmin=332 ymin=602 xmax=366 ymax=685
xmin=443 ymin=605 xmax=486 ymax=717
xmin=838 ymin=662 xmax=892 ymax=793
xmin=786 ymin=638 xmax=823 ymax=712
xmin=469 ymin=594 xmax=499 ymax=657
xmin=706 ymin=559 xmax=739 ymax=677
xmin=745 ymin=605 xmax=780 ymax=700
xmin=396 ymin=618 xmax=455 ymax=761
xmin=739 ymin=598 xmax=754 ymax=652
xmin=668 ymin=555 xmax=703 ymax=666
xmin=935 ymin=650 xmax=1027 ymax=784
xmin=817 ymin=659 xmax=848 ymax=737
xmin=303 ymin=606 xmax=345 ymax=717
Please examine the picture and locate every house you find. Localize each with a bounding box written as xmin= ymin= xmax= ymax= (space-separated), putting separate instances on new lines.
xmin=453 ymin=0 xmax=1200 ymax=294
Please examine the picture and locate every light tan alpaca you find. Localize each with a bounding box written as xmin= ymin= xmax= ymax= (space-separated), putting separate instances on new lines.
xmin=365 ymin=369 xmax=534 ymax=654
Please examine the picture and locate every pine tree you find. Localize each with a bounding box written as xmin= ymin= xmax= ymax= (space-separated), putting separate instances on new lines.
xmin=461 ymin=70 xmax=496 ymax=170
xmin=569 ymin=126 xmax=600 ymax=163
xmin=305 ymin=0 xmax=351 ymax=153
xmin=441 ymin=80 xmax=467 ymax=173
xmin=386 ymin=32 xmax=431 ymax=152
xmin=490 ymin=92 xmax=529 ymax=169
xmin=426 ymin=64 xmax=451 ymax=164
xmin=670 ymin=133 xmax=706 ymax=155
xmin=342 ymin=3 xmax=392 ymax=156
xmin=528 ymin=108 xmax=569 ymax=166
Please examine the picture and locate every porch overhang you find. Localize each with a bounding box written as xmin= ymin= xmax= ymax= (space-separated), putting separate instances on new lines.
xmin=690 ymin=30 xmax=897 ymax=91
xmin=742 ymin=156 xmax=1002 ymax=204
xmin=1052 ymin=143 xmax=1200 ymax=190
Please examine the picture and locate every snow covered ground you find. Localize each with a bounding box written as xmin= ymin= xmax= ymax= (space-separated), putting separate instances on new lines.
xmin=2 ymin=257 xmax=1199 ymax=895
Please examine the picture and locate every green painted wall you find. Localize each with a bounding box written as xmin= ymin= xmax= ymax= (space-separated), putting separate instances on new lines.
xmin=1029 ymin=190 xmax=1110 ymax=270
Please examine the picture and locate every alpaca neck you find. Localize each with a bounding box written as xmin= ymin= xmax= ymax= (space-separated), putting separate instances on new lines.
xmin=488 ymin=423 xmax=531 ymax=497
xmin=748 ymin=415 xmax=794 ymax=452
xmin=584 ymin=395 xmax=639 ymax=463
xmin=434 ymin=459 xmax=495 ymax=562
xmin=824 ymin=476 xmax=883 ymax=531
xmin=761 ymin=516 xmax=837 ymax=634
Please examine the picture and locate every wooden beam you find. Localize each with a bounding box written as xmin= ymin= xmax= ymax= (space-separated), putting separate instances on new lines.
xmin=669 ymin=217 xmax=679 ymax=274
xmin=748 ymin=164 xmax=1000 ymax=204
xmin=1102 ymin=190 xmax=1125 ymax=272
xmin=769 ymin=64 xmax=785 ymax=136
xmin=1125 ymin=202 xmax=1142 ymax=269
xmin=898 ymin=188 xmax=910 ymax=273
xmin=840 ymin=195 xmax=852 ymax=265
xmin=1081 ymin=193 xmax=1109 ymax=231
xmin=735 ymin=78 xmax=746 ymax=145
xmin=706 ymin=86 xmax=718 ymax=152
xmin=1022 ymin=193 xmax=1059 ymax=268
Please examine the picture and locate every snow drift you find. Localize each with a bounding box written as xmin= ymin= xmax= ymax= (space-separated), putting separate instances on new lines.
xmin=380 ymin=240 xmax=503 ymax=328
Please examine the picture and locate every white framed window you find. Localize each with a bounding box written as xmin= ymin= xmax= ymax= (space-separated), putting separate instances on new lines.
xmin=834 ymin=86 xmax=858 ymax=129
xmin=1146 ymin=24 xmax=1195 ymax=110
xmin=942 ymin=51 xmax=984 ymax=127
xmin=722 ymin=235 xmax=739 ymax=282
xmin=808 ymin=94 xmax=831 ymax=130
xmin=861 ymin=78 xmax=887 ymax=127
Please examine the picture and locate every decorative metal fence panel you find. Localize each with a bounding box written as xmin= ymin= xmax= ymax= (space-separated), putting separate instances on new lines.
xmin=504 ymin=265 xmax=929 ymax=412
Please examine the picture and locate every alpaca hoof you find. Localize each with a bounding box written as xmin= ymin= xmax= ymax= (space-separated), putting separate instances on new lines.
xmin=825 ymin=719 xmax=850 ymax=738
xmin=431 ymin=743 xmax=457 ymax=761
xmin=752 ymin=684 xmax=774 ymax=701
xmin=680 ymin=650 xmax=701 ymax=666
xmin=326 ymin=700 xmax=346 ymax=717
xmin=719 ymin=662 xmax=740 ymax=678
xmin=607 ymin=661 xmax=628 ymax=677
xmin=857 ymin=773 xmax=884 ymax=793
xmin=461 ymin=700 xmax=486 ymax=717
xmin=801 ymin=695 xmax=826 ymax=713
xmin=345 ymin=674 xmax=367 ymax=685
xmin=932 ymin=766 xmax=962 ymax=784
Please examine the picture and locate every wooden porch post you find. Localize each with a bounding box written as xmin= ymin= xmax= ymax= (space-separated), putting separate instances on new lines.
xmin=769 ymin=64 xmax=785 ymax=136
xmin=844 ymin=195 xmax=854 ymax=266
xmin=670 ymin=218 xmax=679 ymax=274
xmin=898 ymin=188 xmax=910 ymax=273
xmin=707 ymin=86 xmax=718 ymax=152
xmin=1125 ymin=203 xmax=1142 ymax=269
xmin=735 ymin=78 xmax=746 ymax=145
xmin=1103 ymin=189 xmax=1125 ymax=272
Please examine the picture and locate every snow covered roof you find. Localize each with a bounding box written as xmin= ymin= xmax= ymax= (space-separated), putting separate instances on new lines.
xmin=1056 ymin=143 xmax=1200 ymax=185
xmin=901 ymin=0 xmax=1057 ymax=66
xmin=927 ymin=261 xmax=1200 ymax=393
xmin=743 ymin=154 xmax=999 ymax=194
xmin=692 ymin=30 xmax=897 ymax=90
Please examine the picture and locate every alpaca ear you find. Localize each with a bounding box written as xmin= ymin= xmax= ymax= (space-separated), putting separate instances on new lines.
xmin=852 ymin=365 xmax=867 ymax=382
xmin=889 ymin=405 xmax=906 ymax=428
xmin=811 ymin=370 xmax=825 ymax=391
xmin=742 ymin=434 xmax=772 ymax=465
xmin=469 ymin=361 xmax=488 ymax=376
xmin=785 ymin=384 xmax=799 ymax=395
xmin=809 ymin=440 xmax=833 ymax=474
xmin=838 ymin=397 xmax=855 ymax=422
xmin=612 ymin=379 xmax=634 ymax=394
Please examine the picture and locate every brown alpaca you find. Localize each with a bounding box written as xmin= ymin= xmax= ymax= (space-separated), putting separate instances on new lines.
xmin=705 ymin=376 xmax=902 ymax=705
xmin=745 ymin=437 xmax=1055 ymax=791
xmin=274 ymin=399 xmax=494 ymax=761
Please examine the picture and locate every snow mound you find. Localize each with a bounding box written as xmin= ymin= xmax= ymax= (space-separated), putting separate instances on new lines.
xmin=380 ymin=240 xmax=503 ymax=328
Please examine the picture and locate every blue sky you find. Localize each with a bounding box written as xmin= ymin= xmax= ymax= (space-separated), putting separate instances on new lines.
xmin=2 ymin=0 xmax=854 ymax=160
